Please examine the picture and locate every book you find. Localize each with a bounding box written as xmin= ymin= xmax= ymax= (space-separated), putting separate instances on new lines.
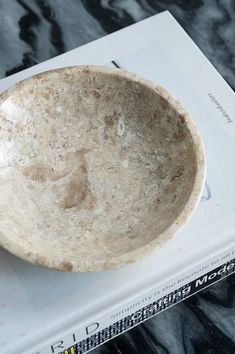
xmin=0 ymin=11 xmax=235 ymax=354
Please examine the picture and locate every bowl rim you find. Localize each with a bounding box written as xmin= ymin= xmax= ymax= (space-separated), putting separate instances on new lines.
xmin=0 ymin=65 xmax=206 ymax=272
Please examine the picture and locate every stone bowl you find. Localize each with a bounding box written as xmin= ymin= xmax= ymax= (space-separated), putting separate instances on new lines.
xmin=0 ymin=66 xmax=205 ymax=272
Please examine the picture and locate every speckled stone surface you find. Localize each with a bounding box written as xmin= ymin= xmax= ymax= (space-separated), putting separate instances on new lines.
xmin=0 ymin=65 xmax=205 ymax=271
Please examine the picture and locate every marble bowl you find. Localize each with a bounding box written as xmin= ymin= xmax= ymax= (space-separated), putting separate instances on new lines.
xmin=0 ymin=66 xmax=205 ymax=271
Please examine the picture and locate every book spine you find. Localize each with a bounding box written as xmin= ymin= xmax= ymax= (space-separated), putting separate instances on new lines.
xmin=67 ymin=259 xmax=235 ymax=354
xmin=35 ymin=247 xmax=235 ymax=354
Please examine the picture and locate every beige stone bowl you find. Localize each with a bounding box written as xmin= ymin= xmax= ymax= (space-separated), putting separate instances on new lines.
xmin=0 ymin=66 xmax=205 ymax=272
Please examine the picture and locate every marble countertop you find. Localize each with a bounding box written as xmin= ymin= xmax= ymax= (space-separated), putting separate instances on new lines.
xmin=0 ymin=0 xmax=234 ymax=90
xmin=0 ymin=1 xmax=235 ymax=353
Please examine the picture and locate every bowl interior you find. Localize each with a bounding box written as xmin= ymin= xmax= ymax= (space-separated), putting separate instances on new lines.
xmin=0 ymin=67 xmax=199 ymax=270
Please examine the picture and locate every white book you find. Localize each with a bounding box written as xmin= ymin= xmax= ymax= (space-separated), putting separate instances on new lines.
xmin=0 ymin=11 xmax=235 ymax=354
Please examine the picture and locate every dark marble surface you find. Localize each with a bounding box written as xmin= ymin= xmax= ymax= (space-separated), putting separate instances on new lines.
xmin=0 ymin=0 xmax=235 ymax=89
xmin=0 ymin=1 xmax=235 ymax=353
